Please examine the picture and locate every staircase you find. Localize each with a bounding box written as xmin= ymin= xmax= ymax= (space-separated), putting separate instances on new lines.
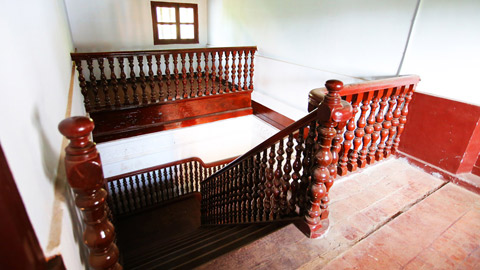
xmin=116 ymin=193 xmax=291 ymax=270
xmin=59 ymin=75 xmax=421 ymax=270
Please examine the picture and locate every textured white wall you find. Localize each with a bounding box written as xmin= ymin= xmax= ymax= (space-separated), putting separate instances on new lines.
xmin=65 ymin=0 xmax=208 ymax=52
xmin=399 ymin=0 xmax=480 ymax=105
xmin=0 ymin=1 xmax=84 ymax=269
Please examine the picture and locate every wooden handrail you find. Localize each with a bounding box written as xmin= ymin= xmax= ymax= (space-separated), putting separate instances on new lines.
xmin=105 ymin=156 xmax=237 ymax=182
xmin=71 ymin=46 xmax=257 ymax=60
xmin=200 ymin=76 xmax=420 ymax=239
xmin=71 ymin=46 xmax=258 ymax=113
xmin=204 ymin=110 xmax=318 ymax=182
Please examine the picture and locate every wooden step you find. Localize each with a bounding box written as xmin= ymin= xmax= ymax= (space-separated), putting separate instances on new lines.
xmin=124 ymin=222 xmax=289 ymax=270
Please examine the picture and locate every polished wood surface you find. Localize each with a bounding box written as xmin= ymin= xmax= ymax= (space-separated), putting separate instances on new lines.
xmin=58 ymin=117 xmax=122 ymax=270
xmin=106 ymin=157 xmax=236 ymax=217
xmin=301 ymin=80 xmax=352 ymax=238
xmin=71 ymin=46 xmax=257 ymax=112
xmin=0 ymin=143 xmax=46 ymax=270
xmin=91 ymin=90 xmax=253 ymax=142
xmin=251 ymin=100 xmax=295 ymax=129
xmin=201 ymin=76 xmax=419 ymax=239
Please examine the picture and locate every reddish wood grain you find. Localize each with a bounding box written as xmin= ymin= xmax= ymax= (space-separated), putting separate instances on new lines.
xmin=91 ymin=91 xmax=253 ymax=142
xmin=251 ymin=101 xmax=294 ymax=130
xmin=399 ymin=92 xmax=480 ymax=174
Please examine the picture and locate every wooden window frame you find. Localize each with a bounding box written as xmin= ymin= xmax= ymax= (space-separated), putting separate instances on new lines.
xmin=151 ymin=1 xmax=199 ymax=45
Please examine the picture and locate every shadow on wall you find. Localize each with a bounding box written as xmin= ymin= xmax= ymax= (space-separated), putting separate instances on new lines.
xmin=33 ymin=108 xmax=89 ymax=268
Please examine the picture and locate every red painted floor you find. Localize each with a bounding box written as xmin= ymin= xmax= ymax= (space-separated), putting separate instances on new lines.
xmin=197 ymin=158 xmax=480 ymax=269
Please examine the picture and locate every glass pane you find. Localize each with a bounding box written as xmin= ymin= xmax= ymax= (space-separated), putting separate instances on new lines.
xmin=156 ymin=7 xmax=175 ymax=23
xmin=179 ymin=8 xmax=194 ymax=23
xmin=180 ymin=24 xmax=194 ymax=39
xmin=157 ymin=24 xmax=176 ymax=39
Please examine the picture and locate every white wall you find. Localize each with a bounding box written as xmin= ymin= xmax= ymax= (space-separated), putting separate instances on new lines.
xmin=65 ymin=0 xmax=208 ymax=52
xmin=208 ymin=0 xmax=480 ymax=108
xmin=97 ymin=115 xmax=279 ymax=177
xmin=400 ymin=0 xmax=480 ymax=106
xmin=0 ymin=0 xmax=84 ymax=269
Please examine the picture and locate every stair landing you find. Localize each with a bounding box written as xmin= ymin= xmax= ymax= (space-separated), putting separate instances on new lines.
xmin=197 ymin=158 xmax=480 ymax=269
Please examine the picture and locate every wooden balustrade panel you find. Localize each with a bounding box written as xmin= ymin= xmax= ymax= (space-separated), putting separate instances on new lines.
xmin=105 ymin=157 xmax=234 ymax=217
xmin=308 ymin=76 xmax=420 ymax=177
xmin=71 ymin=46 xmax=257 ymax=113
xmin=200 ymin=114 xmax=318 ymax=225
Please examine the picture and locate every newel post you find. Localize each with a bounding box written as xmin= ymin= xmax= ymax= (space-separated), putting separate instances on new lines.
xmin=299 ymin=80 xmax=352 ymax=239
xmin=58 ymin=117 xmax=122 ymax=270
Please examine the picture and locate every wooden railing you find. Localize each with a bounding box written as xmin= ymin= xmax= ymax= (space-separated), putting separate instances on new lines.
xmin=71 ymin=46 xmax=257 ymax=112
xmin=105 ymin=157 xmax=236 ymax=217
xmin=201 ymin=75 xmax=420 ymax=238
xmin=59 ymin=117 xmax=122 ymax=270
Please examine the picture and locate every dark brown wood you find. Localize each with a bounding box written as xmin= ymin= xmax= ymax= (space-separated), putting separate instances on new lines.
xmin=91 ymin=90 xmax=253 ymax=142
xmin=0 ymin=143 xmax=47 ymax=270
xmin=251 ymin=100 xmax=295 ymax=130
xmin=58 ymin=117 xmax=122 ymax=270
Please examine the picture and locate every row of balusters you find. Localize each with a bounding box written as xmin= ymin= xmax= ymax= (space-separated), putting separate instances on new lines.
xmin=73 ymin=48 xmax=256 ymax=112
xmin=201 ymin=84 xmax=415 ymax=225
xmin=106 ymin=160 xmax=227 ymax=216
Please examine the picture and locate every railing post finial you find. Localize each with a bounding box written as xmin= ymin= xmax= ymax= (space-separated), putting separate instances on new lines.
xmin=59 ymin=116 xmax=122 ymax=270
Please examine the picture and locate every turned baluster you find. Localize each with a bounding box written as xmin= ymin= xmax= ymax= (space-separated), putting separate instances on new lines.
xmin=134 ymin=175 xmax=144 ymax=208
xmin=196 ymin=52 xmax=203 ymax=96
xmin=272 ymin=139 xmax=284 ymax=219
xmin=107 ymin=183 xmax=118 ymax=216
xmin=300 ymin=121 xmax=316 ymax=214
xmin=358 ymin=92 xmax=374 ymax=168
xmin=217 ymin=51 xmax=224 ymax=94
xmin=290 ymin=128 xmax=304 ymax=213
xmin=164 ymin=54 xmax=172 ymax=100
xmin=155 ymin=55 xmax=164 ymax=101
xmin=140 ymin=174 xmax=150 ymax=206
xmin=146 ymin=55 xmax=156 ymax=103
xmin=180 ymin=163 xmax=186 ymax=195
xmin=240 ymin=162 xmax=247 ymax=222
xmin=376 ymin=89 xmax=392 ymax=161
xmin=146 ymin=172 xmax=157 ymax=204
xmin=390 ymin=86 xmax=405 ymax=154
xmin=237 ymin=51 xmax=243 ymax=92
xmin=107 ymin=58 xmax=121 ymax=106
xmin=224 ymin=51 xmax=231 ymax=93
xmin=338 ymin=95 xmax=354 ymax=175
xmin=75 ymin=60 xmax=91 ymax=111
xmin=210 ymin=52 xmax=216 ymax=95
xmin=204 ymin=52 xmax=210 ymax=95
xmin=188 ymin=52 xmax=195 ymax=97
xmin=384 ymin=89 xmax=399 ymax=158
xmin=230 ymin=51 xmax=237 ymax=91
xmin=118 ymin=58 xmax=130 ymax=105
xmin=301 ymin=80 xmax=351 ymax=239
xmin=127 ymin=57 xmax=139 ymax=104
xmin=114 ymin=181 xmax=125 ymax=215
xmin=243 ymin=50 xmax=248 ymax=90
xmin=98 ymin=58 xmax=111 ymax=107
xmin=249 ymin=49 xmax=255 ymax=90
xmin=264 ymin=145 xmax=275 ymax=220
xmin=347 ymin=93 xmax=364 ymax=171
xmin=246 ymin=157 xmax=254 ymax=222
xmin=282 ymin=134 xmax=294 ymax=216
xmin=137 ymin=56 xmax=148 ymax=104
xmin=122 ymin=178 xmax=132 ymax=213
xmin=367 ymin=91 xmax=382 ymax=164
xmin=179 ymin=53 xmax=187 ymax=99
xmin=393 ymin=84 xmax=414 ymax=153
xmin=58 ymin=117 xmax=122 ymax=270
xmin=258 ymin=150 xmax=267 ymax=221
xmin=194 ymin=161 xmax=200 ymax=192
xmin=173 ymin=54 xmax=180 ymax=99
xmin=174 ymin=165 xmax=180 ymax=197
xmin=87 ymin=59 xmax=101 ymax=108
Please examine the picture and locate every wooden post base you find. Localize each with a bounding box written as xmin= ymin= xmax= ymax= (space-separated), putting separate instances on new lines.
xmin=295 ymin=218 xmax=330 ymax=239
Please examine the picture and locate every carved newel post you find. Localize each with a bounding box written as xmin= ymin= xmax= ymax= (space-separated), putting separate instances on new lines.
xmin=300 ymin=80 xmax=352 ymax=238
xmin=59 ymin=117 xmax=122 ymax=270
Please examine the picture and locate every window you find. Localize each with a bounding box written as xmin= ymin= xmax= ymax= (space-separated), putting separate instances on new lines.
xmin=151 ymin=1 xmax=199 ymax=45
